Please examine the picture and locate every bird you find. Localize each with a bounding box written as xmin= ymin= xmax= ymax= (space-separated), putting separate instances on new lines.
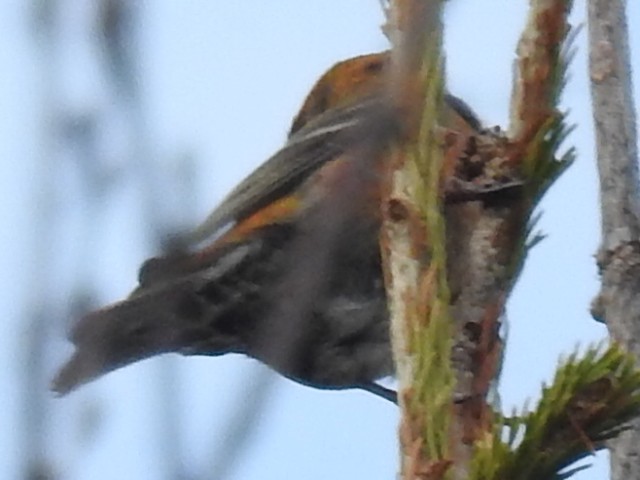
xmin=52 ymin=51 xmax=482 ymax=401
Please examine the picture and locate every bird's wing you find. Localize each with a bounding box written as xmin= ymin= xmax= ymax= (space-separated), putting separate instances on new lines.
xmin=186 ymin=97 xmax=384 ymax=246
xmin=136 ymin=92 xmax=481 ymax=287
xmin=187 ymin=92 xmax=480 ymax=246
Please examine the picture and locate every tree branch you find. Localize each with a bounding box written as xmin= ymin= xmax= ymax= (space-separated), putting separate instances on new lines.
xmin=588 ymin=1 xmax=640 ymax=478
xmin=381 ymin=1 xmax=576 ymax=479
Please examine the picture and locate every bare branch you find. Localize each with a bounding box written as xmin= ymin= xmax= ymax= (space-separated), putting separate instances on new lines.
xmin=588 ymin=1 xmax=640 ymax=478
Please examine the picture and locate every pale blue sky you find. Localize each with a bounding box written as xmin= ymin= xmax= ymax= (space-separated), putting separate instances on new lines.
xmin=1 ymin=1 xmax=639 ymax=479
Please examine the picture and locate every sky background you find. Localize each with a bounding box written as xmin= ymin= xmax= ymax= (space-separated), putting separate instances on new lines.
xmin=1 ymin=1 xmax=639 ymax=479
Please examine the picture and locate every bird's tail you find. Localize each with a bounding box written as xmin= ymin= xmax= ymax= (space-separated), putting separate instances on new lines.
xmin=51 ymin=275 xmax=240 ymax=395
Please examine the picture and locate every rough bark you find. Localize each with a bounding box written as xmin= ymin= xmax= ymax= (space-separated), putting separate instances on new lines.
xmin=382 ymin=1 xmax=574 ymax=478
xmin=381 ymin=2 xmax=514 ymax=478
xmin=588 ymin=1 xmax=640 ymax=478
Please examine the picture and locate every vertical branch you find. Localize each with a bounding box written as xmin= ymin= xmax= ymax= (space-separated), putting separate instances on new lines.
xmin=382 ymin=1 xmax=575 ymax=479
xmin=381 ymin=1 xmax=456 ymax=478
xmin=509 ymin=0 xmax=574 ymax=188
xmin=509 ymin=0 xmax=571 ymax=143
xmin=588 ymin=1 xmax=640 ymax=479
xmin=22 ymin=2 xmax=61 ymax=479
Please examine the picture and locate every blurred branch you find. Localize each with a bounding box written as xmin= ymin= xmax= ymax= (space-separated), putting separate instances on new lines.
xmin=587 ymin=0 xmax=640 ymax=478
xmin=99 ymin=0 xmax=140 ymax=100
xmin=22 ymin=2 xmax=61 ymax=479
xmin=25 ymin=1 xmax=198 ymax=479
